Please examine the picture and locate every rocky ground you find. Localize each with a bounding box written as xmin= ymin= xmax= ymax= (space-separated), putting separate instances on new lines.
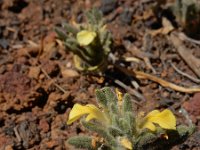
xmin=0 ymin=0 xmax=200 ymax=149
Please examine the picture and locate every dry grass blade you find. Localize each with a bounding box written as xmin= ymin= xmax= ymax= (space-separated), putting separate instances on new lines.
xmin=114 ymin=79 xmax=144 ymax=104
xmin=40 ymin=67 xmax=67 ymax=94
xmin=134 ymin=71 xmax=200 ymax=93
xmin=170 ymin=33 xmax=200 ymax=78
xmin=115 ymin=65 xmax=200 ymax=93
xmin=178 ymin=32 xmax=200 ymax=45
xmin=170 ymin=62 xmax=200 ymax=84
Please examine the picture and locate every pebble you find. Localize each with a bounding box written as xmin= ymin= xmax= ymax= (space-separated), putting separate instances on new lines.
xmin=0 ymin=38 xmax=9 ymax=49
xmin=100 ymin=0 xmax=117 ymax=15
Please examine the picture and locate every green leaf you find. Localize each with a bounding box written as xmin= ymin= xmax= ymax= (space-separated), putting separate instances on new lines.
xmin=81 ymin=120 xmax=117 ymax=147
xmin=118 ymin=118 xmax=130 ymax=134
xmin=55 ymin=27 xmax=67 ymax=40
xmin=63 ymin=23 xmax=78 ymax=35
xmin=111 ymin=114 xmax=119 ymax=127
xmin=96 ymin=89 xmax=107 ymax=107
xmin=67 ymin=136 xmax=94 ymax=150
xmin=102 ymin=87 xmax=118 ymax=105
xmin=134 ymin=132 xmax=157 ymax=150
xmin=124 ymin=112 xmax=136 ymax=136
xmin=109 ymin=103 xmax=119 ymax=115
xmin=122 ymin=94 xmax=133 ymax=113
xmin=108 ymin=126 xmax=123 ymax=137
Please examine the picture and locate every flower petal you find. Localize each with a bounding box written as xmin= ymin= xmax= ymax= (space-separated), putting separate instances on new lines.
xmin=67 ymin=104 xmax=108 ymax=125
xmin=85 ymin=104 xmax=108 ymax=123
xmin=142 ymin=109 xmax=176 ymax=131
xmin=142 ymin=121 xmax=156 ymax=131
xmin=120 ymin=137 xmax=132 ymax=150
xmin=67 ymin=104 xmax=90 ymax=125
xmin=77 ymin=30 xmax=96 ymax=46
xmin=115 ymin=88 xmax=123 ymax=101
xmin=145 ymin=110 xmax=160 ymax=117
xmin=150 ymin=109 xmax=176 ymax=130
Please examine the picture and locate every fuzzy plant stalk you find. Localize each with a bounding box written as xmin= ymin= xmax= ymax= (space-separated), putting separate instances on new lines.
xmin=55 ymin=9 xmax=112 ymax=72
xmin=67 ymin=87 xmax=195 ymax=150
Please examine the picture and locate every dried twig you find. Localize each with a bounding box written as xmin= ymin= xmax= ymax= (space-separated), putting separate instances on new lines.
xmin=170 ymin=62 xmax=200 ymax=84
xmin=114 ymin=79 xmax=144 ymax=104
xmin=123 ymin=57 xmax=141 ymax=63
xmin=134 ymin=71 xmax=200 ymax=93
xmin=123 ymin=40 xmax=156 ymax=73
xmin=178 ymin=32 xmax=200 ymax=45
xmin=170 ymin=33 xmax=200 ymax=78
xmin=14 ymin=127 xmax=21 ymax=142
xmin=115 ymin=64 xmax=200 ymax=93
xmin=40 ymin=67 xmax=67 ymax=94
xmin=104 ymin=71 xmax=144 ymax=103
xmin=144 ymin=57 xmax=156 ymax=73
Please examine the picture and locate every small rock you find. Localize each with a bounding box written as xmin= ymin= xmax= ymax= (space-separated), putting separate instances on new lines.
xmin=18 ymin=2 xmax=42 ymax=21
xmin=45 ymin=140 xmax=59 ymax=149
xmin=1 ymin=0 xmax=13 ymax=9
xmin=0 ymin=65 xmax=6 ymax=74
xmin=47 ymin=92 xmax=61 ymax=108
xmin=5 ymin=145 xmax=13 ymax=150
xmin=27 ymin=47 xmax=39 ymax=57
xmin=158 ymin=98 xmax=174 ymax=107
xmin=28 ymin=66 xmax=40 ymax=79
xmin=120 ymin=8 xmax=133 ymax=25
xmin=0 ymin=38 xmax=9 ymax=49
xmin=50 ymin=50 xmax=61 ymax=60
xmin=39 ymin=119 xmax=49 ymax=133
xmin=61 ymin=69 xmax=79 ymax=78
xmin=183 ymin=93 xmax=200 ymax=122
xmin=18 ymin=120 xmax=40 ymax=149
xmin=100 ymin=0 xmax=117 ymax=15
xmin=43 ymin=32 xmax=57 ymax=53
xmin=39 ymin=74 xmax=45 ymax=80
xmin=41 ymin=61 xmax=60 ymax=77
xmin=0 ymin=134 xmax=13 ymax=148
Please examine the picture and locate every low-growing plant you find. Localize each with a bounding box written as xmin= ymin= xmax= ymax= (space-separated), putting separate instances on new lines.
xmin=56 ymin=9 xmax=112 ymax=72
xmin=67 ymin=87 xmax=195 ymax=150
xmin=170 ymin=0 xmax=200 ymax=38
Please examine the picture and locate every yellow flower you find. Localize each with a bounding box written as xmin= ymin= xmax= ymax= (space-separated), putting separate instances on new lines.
xmin=140 ymin=109 xmax=176 ymax=131
xmin=119 ymin=137 xmax=132 ymax=150
xmin=115 ymin=88 xmax=123 ymax=107
xmin=115 ymin=88 xmax=123 ymax=101
xmin=77 ymin=30 xmax=96 ymax=46
xmin=67 ymin=103 xmax=109 ymax=125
